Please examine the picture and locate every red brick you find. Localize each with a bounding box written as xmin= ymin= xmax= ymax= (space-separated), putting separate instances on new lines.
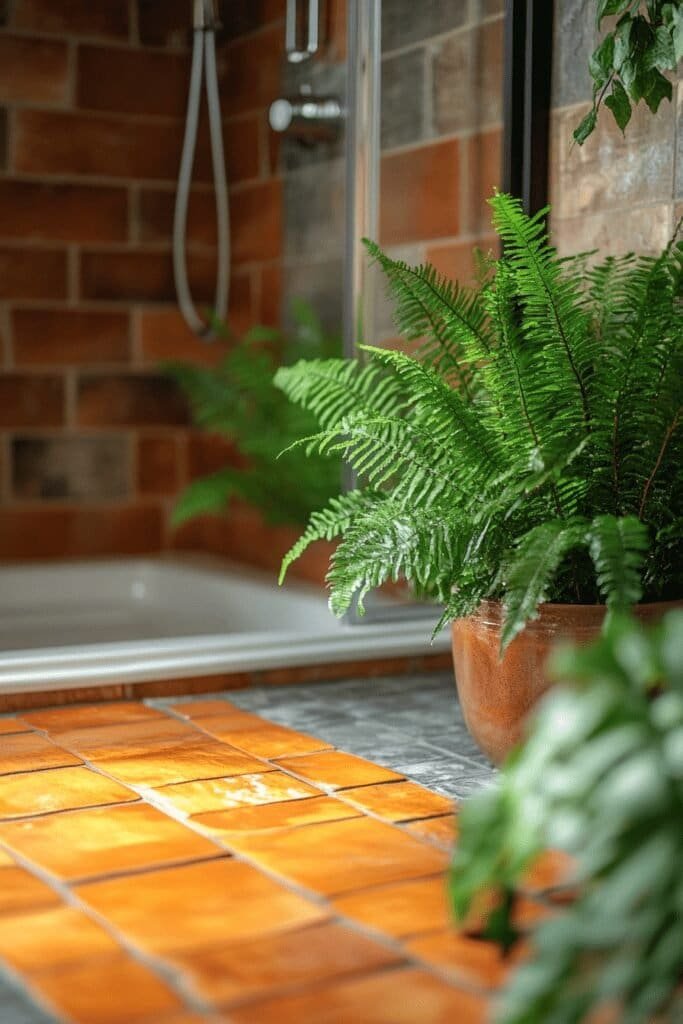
xmin=0 ymin=375 xmax=64 ymax=428
xmin=0 ymin=248 xmax=67 ymax=301
xmin=139 ymin=275 xmax=254 ymax=359
xmin=380 ymin=141 xmax=460 ymax=245
xmin=77 ymin=46 xmax=189 ymax=118
xmin=138 ymin=189 xmax=219 ymax=247
xmin=186 ymin=434 xmax=242 ymax=481
xmin=136 ymin=0 xmax=189 ymax=48
xmin=12 ymin=0 xmax=129 ymax=38
xmin=80 ymin=249 xmax=218 ymax=304
xmin=0 ymin=35 xmax=69 ymax=105
xmin=0 ymin=180 xmax=128 ymax=244
xmin=465 ymin=131 xmax=502 ymax=234
xmin=0 ymin=505 xmax=163 ymax=560
xmin=218 ymin=25 xmax=282 ymax=116
xmin=137 ymin=436 xmax=182 ymax=495
xmin=14 ymin=110 xmax=194 ymax=183
xmin=231 ymin=180 xmax=282 ymax=263
xmin=76 ymin=374 xmax=188 ymax=427
xmin=12 ymin=310 xmax=130 ymax=367
xmin=425 ymin=235 xmax=500 ymax=287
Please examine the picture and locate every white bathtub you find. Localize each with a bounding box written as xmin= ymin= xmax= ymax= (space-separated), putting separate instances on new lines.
xmin=0 ymin=555 xmax=449 ymax=694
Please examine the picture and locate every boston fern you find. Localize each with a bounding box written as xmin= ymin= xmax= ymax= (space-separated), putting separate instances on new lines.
xmin=275 ymin=193 xmax=682 ymax=650
xmin=167 ymin=301 xmax=341 ymax=528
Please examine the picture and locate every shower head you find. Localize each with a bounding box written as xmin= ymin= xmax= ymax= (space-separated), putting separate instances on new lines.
xmin=193 ymin=0 xmax=220 ymax=31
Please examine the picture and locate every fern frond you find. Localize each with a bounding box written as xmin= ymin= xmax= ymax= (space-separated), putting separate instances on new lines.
xmin=588 ymin=515 xmax=649 ymax=609
xmin=363 ymin=239 xmax=492 ymax=392
xmin=171 ymin=470 xmax=239 ymax=527
xmin=279 ymin=489 xmax=383 ymax=584
xmin=500 ymin=518 xmax=589 ymax=651
xmin=490 ymin=192 xmax=594 ymax=436
xmin=274 ymin=358 xmax=407 ymax=430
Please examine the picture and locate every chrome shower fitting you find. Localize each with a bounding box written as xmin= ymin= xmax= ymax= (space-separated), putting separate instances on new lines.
xmin=193 ymin=0 xmax=219 ymax=31
xmin=269 ymin=85 xmax=344 ymax=142
xmin=286 ymin=0 xmax=320 ymax=63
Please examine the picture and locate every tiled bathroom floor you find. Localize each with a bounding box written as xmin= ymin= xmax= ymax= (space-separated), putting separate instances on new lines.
xmin=0 ymin=675 xmax=565 ymax=1024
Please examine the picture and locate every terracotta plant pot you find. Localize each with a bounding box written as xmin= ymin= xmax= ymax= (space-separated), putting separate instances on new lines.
xmin=451 ymin=600 xmax=680 ymax=765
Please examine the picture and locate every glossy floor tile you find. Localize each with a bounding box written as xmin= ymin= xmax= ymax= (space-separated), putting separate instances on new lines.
xmin=0 ymin=801 xmax=221 ymax=881
xmin=0 ymin=765 xmax=136 ymax=820
xmin=172 ymin=921 xmax=401 ymax=1005
xmin=0 ymin=684 xmax=504 ymax=1023
xmin=76 ymin=858 xmax=331 ymax=955
xmin=151 ymin=770 xmax=320 ymax=818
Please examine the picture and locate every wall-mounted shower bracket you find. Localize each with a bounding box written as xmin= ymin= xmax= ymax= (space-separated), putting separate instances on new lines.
xmin=269 ymin=84 xmax=344 ymax=142
xmin=286 ymin=0 xmax=321 ymax=63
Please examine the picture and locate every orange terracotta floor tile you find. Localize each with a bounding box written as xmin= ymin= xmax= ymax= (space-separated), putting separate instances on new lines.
xmin=0 ymin=861 xmax=62 ymax=915
xmin=0 ymin=717 xmax=32 ymax=735
xmin=92 ymin=741 xmax=270 ymax=787
xmin=0 ymin=801 xmax=221 ymax=881
xmin=520 ymin=848 xmax=577 ymax=894
xmin=333 ymin=875 xmax=452 ymax=938
xmin=229 ymin=966 xmax=488 ymax=1024
xmin=170 ymin=700 xmax=262 ymax=722
xmin=224 ymin=816 xmax=448 ymax=897
xmin=76 ymin=858 xmax=330 ymax=955
xmin=404 ymin=814 xmax=459 ymax=849
xmin=406 ymin=928 xmax=519 ymax=990
xmin=152 ymin=770 xmax=321 ymax=817
xmin=32 ymin=953 xmax=185 ymax=1024
xmin=21 ymin=700 xmax=167 ymax=733
xmin=337 ymin=780 xmax=454 ymax=822
xmin=273 ymin=750 xmax=404 ymax=790
xmin=55 ymin=718 xmax=199 ymax=759
xmin=172 ymin=920 xmax=401 ymax=1006
xmin=0 ymin=904 xmax=122 ymax=973
xmin=197 ymin=719 xmax=333 ymax=759
xmin=0 ymin=764 xmax=137 ymax=820
xmin=0 ymin=731 xmax=82 ymax=775
xmin=195 ymin=795 xmax=363 ymax=836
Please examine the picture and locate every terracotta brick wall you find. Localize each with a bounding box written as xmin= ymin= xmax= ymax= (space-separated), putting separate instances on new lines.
xmin=0 ymin=0 xmax=286 ymax=561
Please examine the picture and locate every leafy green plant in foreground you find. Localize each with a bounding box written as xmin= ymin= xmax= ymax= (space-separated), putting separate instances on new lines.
xmin=275 ymin=193 xmax=682 ymax=650
xmin=450 ymin=610 xmax=683 ymax=1023
xmin=575 ymin=1 xmax=682 ymax=144
xmin=166 ymin=301 xmax=341 ymax=528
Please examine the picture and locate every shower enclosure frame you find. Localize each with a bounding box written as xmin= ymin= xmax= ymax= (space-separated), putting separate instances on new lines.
xmin=341 ymin=0 xmax=554 ymax=627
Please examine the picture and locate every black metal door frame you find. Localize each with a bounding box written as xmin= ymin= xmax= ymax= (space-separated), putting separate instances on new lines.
xmin=502 ymin=0 xmax=555 ymax=215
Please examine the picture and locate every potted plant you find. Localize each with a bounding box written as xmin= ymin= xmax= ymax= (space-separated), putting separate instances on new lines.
xmin=166 ymin=300 xmax=342 ymax=530
xmin=449 ymin=609 xmax=683 ymax=1023
xmin=275 ymin=193 xmax=682 ymax=762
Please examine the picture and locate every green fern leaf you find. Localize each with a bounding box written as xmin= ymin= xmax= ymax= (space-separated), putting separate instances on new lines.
xmin=588 ymin=514 xmax=649 ymax=609
xmin=501 ymin=518 xmax=589 ymax=651
xmin=171 ymin=470 xmax=240 ymax=527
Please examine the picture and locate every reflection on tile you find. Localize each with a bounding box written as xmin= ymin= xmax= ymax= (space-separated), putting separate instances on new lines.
xmin=229 ymin=966 xmax=488 ymax=1024
xmin=0 ymin=802 xmax=220 ymax=882
xmin=194 ymin=795 xmax=362 ymax=836
xmin=0 ymin=733 xmax=82 ymax=776
xmin=0 ymin=905 xmax=121 ymax=973
xmin=0 ymin=765 xmax=136 ymax=820
xmin=273 ymin=751 xmax=404 ymax=791
xmin=333 ymin=875 xmax=450 ymax=938
xmin=76 ymin=859 xmax=329 ymax=955
xmin=224 ymin=816 xmax=447 ymax=897
xmin=93 ymin=741 xmax=269 ymax=787
xmin=152 ymin=771 xmax=321 ymax=818
xmin=172 ymin=921 xmax=400 ymax=1006
xmin=338 ymin=781 xmax=453 ymax=822
xmin=32 ymin=955 xmax=184 ymax=1024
